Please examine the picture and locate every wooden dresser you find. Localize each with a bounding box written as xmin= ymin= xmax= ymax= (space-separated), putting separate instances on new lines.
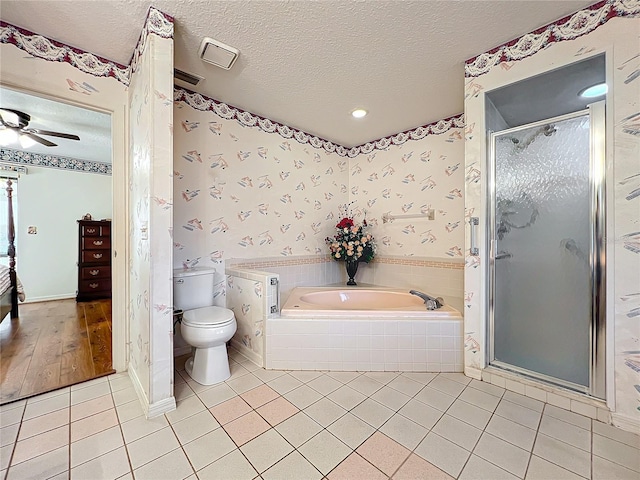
xmin=77 ymin=220 xmax=111 ymax=301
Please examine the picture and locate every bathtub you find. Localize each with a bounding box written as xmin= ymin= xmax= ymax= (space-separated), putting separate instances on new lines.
xmin=267 ymin=286 xmax=464 ymax=372
xmin=281 ymin=287 xmax=460 ymax=318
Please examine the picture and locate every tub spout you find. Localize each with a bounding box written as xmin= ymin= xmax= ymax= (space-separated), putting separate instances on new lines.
xmin=409 ymin=290 xmax=444 ymax=310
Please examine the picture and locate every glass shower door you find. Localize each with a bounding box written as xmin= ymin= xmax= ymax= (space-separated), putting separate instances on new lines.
xmin=489 ymin=110 xmax=601 ymax=393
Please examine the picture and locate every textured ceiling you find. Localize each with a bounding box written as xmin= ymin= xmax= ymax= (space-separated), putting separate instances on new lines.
xmin=0 ymin=0 xmax=596 ymax=147
xmin=0 ymin=87 xmax=112 ymax=164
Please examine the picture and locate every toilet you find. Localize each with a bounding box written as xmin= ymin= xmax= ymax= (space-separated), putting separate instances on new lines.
xmin=173 ymin=267 xmax=237 ymax=385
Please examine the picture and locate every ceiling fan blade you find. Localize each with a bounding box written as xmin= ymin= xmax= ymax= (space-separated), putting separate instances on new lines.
xmin=27 ymin=128 xmax=80 ymax=141
xmin=24 ymin=132 xmax=57 ymax=147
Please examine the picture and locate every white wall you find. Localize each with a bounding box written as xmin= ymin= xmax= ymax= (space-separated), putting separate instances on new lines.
xmin=16 ymin=166 xmax=111 ymax=301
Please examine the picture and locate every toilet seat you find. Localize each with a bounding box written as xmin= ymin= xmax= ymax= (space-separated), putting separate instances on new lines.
xmin=182 ymin=306 xmax=235 ymax=328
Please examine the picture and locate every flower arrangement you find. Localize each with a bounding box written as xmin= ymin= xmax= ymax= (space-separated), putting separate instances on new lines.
xmin=326 ymin=205 xmax=376 ymax=263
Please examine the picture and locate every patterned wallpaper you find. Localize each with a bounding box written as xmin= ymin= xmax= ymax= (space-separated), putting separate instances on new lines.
xmin=173 ymin=91 xmax=465 ymax=270
xmin=464 ymin=13 xmax=640 ymax=426
xmin=128 ymin=14 xmax=174 ymax=412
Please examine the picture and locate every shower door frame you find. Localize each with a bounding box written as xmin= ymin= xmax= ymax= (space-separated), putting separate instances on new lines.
xmin=486 ymin=102 xmax=607 ymax=399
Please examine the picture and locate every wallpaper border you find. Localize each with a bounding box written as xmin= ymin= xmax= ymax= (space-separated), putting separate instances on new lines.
xmin=0 ymin=6 xmax=174 ymax=86
xmin=174 ymin=86 xmax=465 ymax=158
xmin=0 ymin=147 xmax=112 ymax=175
xmin=228 ymin=255 xmax=464 ymax=270
xmin=465 ymin=0 xmax=639 ymax=77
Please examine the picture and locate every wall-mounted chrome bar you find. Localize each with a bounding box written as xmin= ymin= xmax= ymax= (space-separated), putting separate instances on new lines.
xmin=470 ymin=217 xmax=479 ymax=255
xmin=382 ymin=209 xmax=435 ymax=224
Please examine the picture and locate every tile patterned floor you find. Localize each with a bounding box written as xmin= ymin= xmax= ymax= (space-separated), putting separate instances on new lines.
xmin=1 ymin=349 xmax=639 ymax=480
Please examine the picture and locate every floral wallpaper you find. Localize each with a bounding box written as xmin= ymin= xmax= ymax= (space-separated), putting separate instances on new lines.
xmin=128 ymin=11 xmax=175 ymax=412
xmin=464 ymin=7 xmax=640 ymax=426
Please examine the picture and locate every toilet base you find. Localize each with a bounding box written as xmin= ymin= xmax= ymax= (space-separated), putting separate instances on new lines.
xmin=184 ymin=343 xmax=231 ymax=385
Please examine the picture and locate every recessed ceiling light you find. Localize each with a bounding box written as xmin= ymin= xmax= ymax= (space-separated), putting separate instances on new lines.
xmin=351 ymin=109 xmax=367 ymax=118
xmin=579 ymin=83 xmax=608 ymax=98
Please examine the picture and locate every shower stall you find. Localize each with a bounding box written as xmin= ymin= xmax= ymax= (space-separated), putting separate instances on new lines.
xmin=485 ymin=102 xmax=606 ymax=399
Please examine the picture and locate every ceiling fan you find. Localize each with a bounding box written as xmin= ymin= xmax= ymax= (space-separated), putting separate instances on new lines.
xmin=0 ymin=108 xmax=80 ymax=148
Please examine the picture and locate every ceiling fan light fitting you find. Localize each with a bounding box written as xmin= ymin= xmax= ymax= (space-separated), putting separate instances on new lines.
xmin=0 ymin=128 xmax=18 ymax=146
xmin=0 ymin=109 xmax=20 ymax=127
xmin=19 ymin=134 xmax=36 ymax=149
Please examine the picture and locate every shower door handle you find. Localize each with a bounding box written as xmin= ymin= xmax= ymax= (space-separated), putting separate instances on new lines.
xmin=495 ymin=252 xmax=512 ymax=260
xmin=469 ymin=217 xmax=479 ymax=255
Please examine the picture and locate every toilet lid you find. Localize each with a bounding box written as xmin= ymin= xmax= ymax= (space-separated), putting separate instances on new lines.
xmin=182 ymin=306 xmax=235 ymax=327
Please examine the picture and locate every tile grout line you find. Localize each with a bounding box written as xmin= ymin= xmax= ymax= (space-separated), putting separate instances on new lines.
xmin=112 ymin=379 xmax=135 ymax=479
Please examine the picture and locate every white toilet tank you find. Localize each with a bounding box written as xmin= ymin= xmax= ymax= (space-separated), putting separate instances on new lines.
xmin=173 ymin=267 xmax=217 ymax=311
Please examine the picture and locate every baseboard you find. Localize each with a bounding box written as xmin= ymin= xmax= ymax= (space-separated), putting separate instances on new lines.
xmin=128 ymin=366 xmax=176 ymax=418
xmin=464 ymin=365 xmax=482 ymax=380
xmin=23 ymin=294 xmax=75 ymax=303
xmin=230 ymin=338 xmax=263 ymax=367
xmin=611 ymin=412 xmax=640 ymax=433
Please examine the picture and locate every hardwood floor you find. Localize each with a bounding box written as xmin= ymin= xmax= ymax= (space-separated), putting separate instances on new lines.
xmin=0 ymin=298 xmax=114 ymax=404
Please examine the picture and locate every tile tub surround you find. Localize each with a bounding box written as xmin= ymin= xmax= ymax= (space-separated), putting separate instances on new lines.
xmin=2 ymin=351 xmax=639 ymax=480
xmin=266 ymin=313 xmax=464 ymax=372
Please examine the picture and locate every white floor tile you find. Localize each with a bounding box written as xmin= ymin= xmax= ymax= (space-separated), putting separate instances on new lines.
xmin=71 ymin=382 xmax=112 ymax=405
xmin=459 ymin=454 xmax=519 ymax=480
xmin=71 ymin=409 xmax=118 ymax=442
xmin=183 ymin=427 xmax=236 ymax=471
xmin=447 ymin=399 xmax=492 ymax=430
xmin=525 ymin=455 xmax=585 ymax=480
xmin=120 ymin=413 xmax=169 ymax=444
xmin=533 ymin=433 xmax=590 ymax=478
xmin=439 ymin=373 xmax=472 ymax=386
xmin=227 ymin=374 xmax=264 ymax=395
xmin=289 ymin=371 xmax=323 ymax=383
xmin=592 ymin=455 xmax=640 ymax=480
xmin=12 ymin=425 xmax=68 ymax=465
xmin=298 ymin=430 xmax=351 ymax=475
xmin=593 ymin=421 xmax=640 ymax=449
xmin=429 ymin=376 xmax=467 ymax=397
xmin=266 ymin=374 xmax=303 ymax=395
xmin=543 ymin=404 xmax=591 ymax=430
xmin=133 ymin=447 xmax=194 ymax=480
xmin=0 ymin=407 xmax=24 ymax=428
xmin=593 ymin=434 xmax=640 ymax=473
xmin=70 ymin=446 xmax=131 ymax=480
xmin=370 ymin=386 xmax=410 ymax=411
xmin=347 ymin=375 xmax=384 ymax=396
xmin=197 ymin=449 xmax=258 ymax=480
xmin=274 ymin=412 xmax=323 ymax=448
xmin=0 ymin=444 xmax=11 ymax=471
xmin=172 ymin=410 xmax=220 ymax=445
xmin=474 ymin=432 xmax=530 ymax=478
xmin=112 ymin=387 xmax=138 ymax=407
xmin=262 ymin=450 xmax=322 ymax=480
xmin=241 ymin=429 xmax=294 ymax=473
xmin=379 ymin=413 xmax=428 ymax=450
xmin=386 ymin=376 xmax=424 ymax=396
xmin=327 ymin=385 xmax=366 ymax=410
xmin=174 ymin=381 xmax=196 ymax=402
xmin=18 ymin=408 xmax=68 ymax=440
xmin=115 ymin=399 xmax=144 ymax=423
xmin=458 ymin=387 xmax=500 ymax=412
xmin=306 ymin=374 xmax=342 ymax=396
xmin=303 ymin=398 xmax=346 ymax=427
xmin=397 ymin=398 xmax=443 ymax=430
xmin=468 ymin=379 xmax=506 ymax=398
xmin=326 ymin=412 xmax=375 ymax=449
xmin=414 ymin=386 xmax=456 ymax=412
xmin=197 ymin=383 xmax=238 ymax=408
xmin=0 ymin=424 xmax=19 ymax=448
xmin=126 ymin=426 xmax=180 ymax=470
xmin=327 ymin=371 xmax=361 ymax=384
xmin=503 ymin=390 xmax=544 ymax=412
xmin=432 ymin=414 xmax=482 ymax=451
xmin=495 ymin=399 xmax=542 ymax=430
xmin=415 ymin=432 xmax=470 ymax=478
xmin=23 ymin=393 xmax=69 ymax=420
xmin=71 ymin=425 xmax=124 ymax=468
xmin=539 ymin=414 xmax=590 ymax=452
xmin=350 ymin=398 xmax=394 ymax=429
xmin=252 ymin=368 xmax=286 ymax=383
xmin=401 ymin=372 xmax=438 ymax=385
xmin=485 ymin=413 xmax=537 ymax=451
xmin=165 ymin=395 xmax=206 ymax=424
xmin=283 ymin=385 xmax=323 ymax=410
xmin=70 ymin=394 xmax=114 ymax=422
xmin=6 ymin=445 xmax=68 ymax=480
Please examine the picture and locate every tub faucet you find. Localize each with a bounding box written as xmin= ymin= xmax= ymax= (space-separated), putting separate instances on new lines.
xmin=409 ymin=290 xmax=444 ymax=310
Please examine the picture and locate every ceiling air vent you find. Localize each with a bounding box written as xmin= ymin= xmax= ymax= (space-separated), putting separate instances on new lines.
xmin=198 ymin=37 xmax=239 ymax=70
xmin=174 ymin=68 xmax=203 ymax=86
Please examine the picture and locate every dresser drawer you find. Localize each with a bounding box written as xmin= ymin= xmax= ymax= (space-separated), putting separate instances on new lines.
xmin=82 ymin=224 xmax=110 ymax=237
xmin=79 ymin=279 xmax=111 ymax=293
xmin=81 ymin=250 xmax=109 ymax=263
xmin=82 ymin=237 xmax=111 ymax=250
xmin=80 ymin=266 xmax=111 ymax=280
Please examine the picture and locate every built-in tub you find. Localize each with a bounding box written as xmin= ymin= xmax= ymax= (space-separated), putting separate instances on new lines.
xmin=267 ymin=286 xmax=464 ymax=372
xmin=281 ymin=287 xmax=460 ymax=318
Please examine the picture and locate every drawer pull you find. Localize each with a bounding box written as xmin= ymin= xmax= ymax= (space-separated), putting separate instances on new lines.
xmin=93 ymin=253 xmax=103 ymax=259
xmin=93 ymin=240 xmax=104 ymax=246
xmin=89 ymin=283 xmax=99 ymax=289
xmin=87 ymin=228 xmax=96 ymax=234
xmin=89 ymin=269 xmax=100 ymax=276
